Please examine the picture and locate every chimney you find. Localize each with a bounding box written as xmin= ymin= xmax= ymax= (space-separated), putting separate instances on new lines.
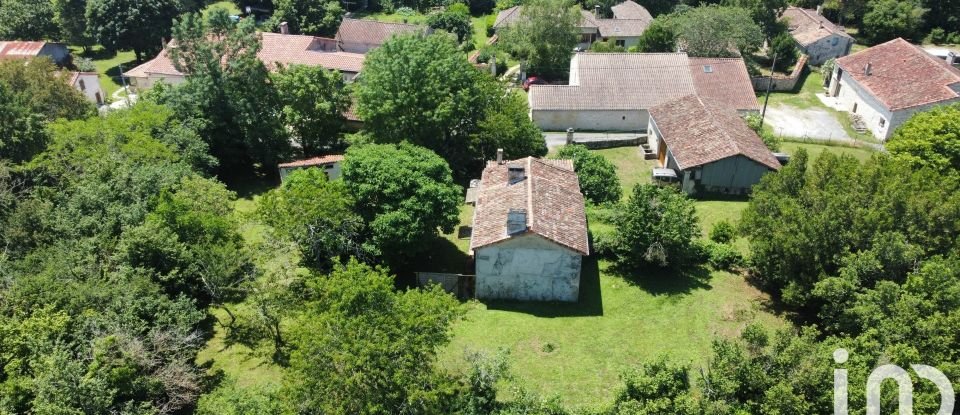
xmin=816 ymin=5 xmax=822 ymax=15
xmin=566 ymin=127 xmax=575 ymax=145
xmin=947 ymin=52 xmax=957 ymax=66
xmin=864 ymin=62 xmax=872 ymax=76
xmin=496 ymin=148 xmax=503 ymax=165
xmin=594 ymin=4 xmax=600 ymax=18
xmin=279 ymin=21 xmax=290 ymax=35
xmin=507 ymin=164 xmax=525 ymax=184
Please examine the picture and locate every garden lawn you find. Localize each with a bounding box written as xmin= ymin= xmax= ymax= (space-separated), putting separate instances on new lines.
xmin=203 ymin=0 xmax=242 ymax=17
xmin=780 ymin=141 xmax=876 ymax=167
xmin=70 ymin=46 xmax=137 ymax=97
xmin=590 ymin=146 xmax=657 ymax=197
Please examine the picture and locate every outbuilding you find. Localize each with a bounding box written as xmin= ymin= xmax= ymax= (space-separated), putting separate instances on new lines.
xmin=277 ymin=154 xmax=344 ymax=182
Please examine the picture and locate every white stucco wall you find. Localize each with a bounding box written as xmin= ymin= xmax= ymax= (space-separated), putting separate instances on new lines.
xmin=474 ymin=234 xmax=582 ymax=302
xmin=73 ymin=73 xmax=105 ymax=105
xmin=278 ymin=161 xmax=342 ymax=182
xmin=130 ymin=74 xmax=187 ymax=91
xmin=532 ymin=109 xmax=648 ymax=131
xmin=801 ymin=34 xmax=852 ymax=65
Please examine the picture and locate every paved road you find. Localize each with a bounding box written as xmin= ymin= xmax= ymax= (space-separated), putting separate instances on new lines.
xmin=543 ymin=131 xmax=646 ymax=148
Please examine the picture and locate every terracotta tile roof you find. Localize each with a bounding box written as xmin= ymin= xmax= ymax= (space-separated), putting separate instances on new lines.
xmin=335 ymin=18 xmax=425 ymax=48
xmin=494 ymin=6 xmax=600 ymax=30
xmin=836 ymin=37 xmax=960 ymax=110
xmin=611 ymin=0 xmax=652 ymax=20
xmin=277 ymin=154 xmax=344 ymax=168
xmin=688 ymin=57 xmax=760 ymax=111
xmin=596 ymin=19 xmax=649 ymax=37
xmin=471 ymin=157 xmax=589 ymax=255
xmin=781 ymin=7 xmax=851 ymax=47
xmin=530 ymin=53 xmax=757 ymax=111
xmin=0 ymin=41 xmax=49 ymax=58
xmin=650 ymin=95 xmax=781 ymax=170
xmin=126 ymin=32 xmax=365 ymax=78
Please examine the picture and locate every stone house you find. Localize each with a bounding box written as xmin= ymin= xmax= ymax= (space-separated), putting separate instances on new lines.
xmin=334 ymin=18 xmax=429 ymax=54
xmin=125 ymin=31 xmax=365 ymax=90
xmin=494 ymin=0 xmax=651 ymax=50
xmin=67 ymin=72 xmax=105 ymax=105
xmin=470 ymin=154 xmax=589 ymax=302
xmin=0 ymin=41 xmax=71 ymax=66
xmin=528 ymin=53 xmax=759 ymax=131
xmin=277 ymin=154 xmax=344 ymax=182
xmin=780 ymin=6 xmax=853 ymax=65
xmin=648 ymin=95 xmax=780 ymax=195
xmin=828 ymin=38 xmax=960 ymax=140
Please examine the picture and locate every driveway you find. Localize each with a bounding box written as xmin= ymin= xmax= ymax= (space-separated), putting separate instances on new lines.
xmin=542 ymin=131 xmax=646 ymax=148
xmin=763 ymin=104 xmax=852 ymax=143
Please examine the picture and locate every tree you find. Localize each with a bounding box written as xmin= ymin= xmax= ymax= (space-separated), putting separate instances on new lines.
xmin=671 ymin=5 xmax=764 ymax=57
xmin=633 ymin=18 xmax=676 ymax=52
xmin=861 ymin=0 xmax=926 ymax=44
xmin=154 ymin=11 xmax=290 ymax=175
xmin=53 ymin=0 xmax=94 ymax=49
xmin=342 ymin=143 xmax=461 ymax=264
xmin=0 ymin=0 xmax=59 ymax=41
xmin=273 ymin=64 xmax=351 ymax=157
xmin=608 ymin=184 xmax=700 ymax=268
xmin=472 ymin=90 xmax=548 ymax=162
xmin=612 ymin=358 xmax=699 ymax=414
xmin=768 ymin=31 xmax=798 ymax=71
xmin=272 ymin=0 xmax=344 ymax=36
xmin=85 ymin=0 xmax=185 ymax=62
xmin=282 ymin=260 xmax=463 ymax=414
xmin=0 ymin=58 xmax=94 ymax=121
xmin=355 ymin=33 xmax=493 ymax=171
xmin=498 ymin=0 xmax=580 ymax=79
xmin=887 ymin=103 xmax=960 ymax=172
xmin=0 ymin=82 xmax=47 ymax=163
xmin=552 ymin=144 xmax=621 ymax=204
xmin=427 ymin=5 xmax=474 ymax=43
xmin=722 ymin=0 xmax=788 ymax=38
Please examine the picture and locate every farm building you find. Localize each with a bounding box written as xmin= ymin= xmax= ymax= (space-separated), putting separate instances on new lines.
xmin=648 ymin=95 xmax=781 ymax=195
xmin=780 ymin=7 xmax=853 ymax=65
xmin=528 ymin=52 xmax=758 ymax=132
xmin=0 ymin=41 xmax=70 ymax=65
xmin=470 ymin=154 xmax=589 ymax=302
xmin=277 ymin=154 xmax=344 ymax=182
xmin=827 ymin=38 xmax=960 ymax=140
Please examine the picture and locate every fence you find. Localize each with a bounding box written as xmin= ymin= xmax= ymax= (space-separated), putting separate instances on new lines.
xmin=750 ymin=54 xmax=809 ymax=92
xmin=416 ymin=272 xmax=476 ymax=299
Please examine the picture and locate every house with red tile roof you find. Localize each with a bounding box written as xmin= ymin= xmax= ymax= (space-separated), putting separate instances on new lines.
xmin=827 ymin=37 xmax=960 ymax=140
xmin=494 ymin=0 xmax=652 ymax=50
xmin=277 ymin=154 xmax=345 ymax=181
xmin=470 ymin=154 xmax=588 ymax=302
xmin=125 ymin=32 xmax=365 ymax=90
xmin=780 ymin=6 xmax=853 ymax=65
xmin=528 ymin=52 xmax=758 ymax=131
xmin=648 ymin=95 xmax=780 ymax=195
xmin=0 ymin=41 xmax=70 ymax=65
xmin=334 ymin=18 xmax=429 ymax=54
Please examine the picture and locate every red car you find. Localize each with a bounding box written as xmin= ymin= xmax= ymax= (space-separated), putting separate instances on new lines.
xmin=522 ymin=76 xmax=546 ymax=91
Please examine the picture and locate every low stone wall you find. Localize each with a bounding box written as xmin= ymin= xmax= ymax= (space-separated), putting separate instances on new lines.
xmin=751 ymin=54 xmax=809 ymax=92
xmin=573 ymin=137 xmax=643 ymax=149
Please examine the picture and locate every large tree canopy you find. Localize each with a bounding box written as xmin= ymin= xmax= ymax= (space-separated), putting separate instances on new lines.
xmin=671 ymin=5 xmax=764 ymax=57
xmin=861 ymin=0 xmax=926 ymax=43
xmin=498 ymin=0 xmax=580 ymax=79
xmin=0 ymin=0 xmax=59 ymax=41
xmin=552 ymin=144 xmax=621 ymax=204
xmin=85 ymin=0 xmax=187 ymax=62
xmin=887 ymin=103 xmax=960 ymax=172
xmin=272 ymin=64 xmax=351 ymax=157
xmin=271 ymin=0 xmax=344 ymax=36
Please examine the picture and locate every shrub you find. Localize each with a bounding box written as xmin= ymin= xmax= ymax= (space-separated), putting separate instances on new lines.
xmin=608 ymin=184 xmax=701 ymax=269
xmin=927 ymin=27 xmax=947 ymax=44
xmin=948 ymin=31 xmax=960 ymax=44
xmin=744 ymin=113 xmax=781 ymax=151
xmin=769 ymin=31 xmax=798 ymax=72
xmin=485 ymin=14 xmax=496 ymax=37
xmin=552 ymin=144 xmax=622 ymax=204
xmin=702 ymin=241 xmax=744 ymax=271
xmin=709 ymin=220 xmax=736 ymax=244
xmin=75 ymin=57 xmax=96 ymax=72
xmin=396 ymin=6 xmax=415 ymax=15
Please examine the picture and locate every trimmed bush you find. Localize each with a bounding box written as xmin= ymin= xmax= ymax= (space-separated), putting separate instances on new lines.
xmin=709 ymin=220 xmax=736 ymax=244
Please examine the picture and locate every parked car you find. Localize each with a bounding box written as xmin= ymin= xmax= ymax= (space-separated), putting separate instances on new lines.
xmin=522 ymin=76 xmax=546 ymax=91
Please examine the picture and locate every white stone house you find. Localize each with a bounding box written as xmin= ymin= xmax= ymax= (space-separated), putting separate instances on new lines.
xmin=780 ymin=7 xmax=853 ymax=65
xmin=828 ymin=38 xmax=960 ymax=140
xmin=470 ymin=155 xmax=589 ymax=302
xmin=277 ymin=154 xmax=344 ymax=182
xmin=527 ymin=53 xmax=759 ymax=131
xmin=494 ymin=0 xmax=652 ymax=50
xmin=67 ymin=72 xmax=105 ymax=106
xmin=648 ymin=95 xmax=780 ymax=195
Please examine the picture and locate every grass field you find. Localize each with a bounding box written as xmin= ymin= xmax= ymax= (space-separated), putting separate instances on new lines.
xmin=781 ymin=140 xmax=876 ymax=167
xmin=69 ymin=46 xmax=137 ymax=97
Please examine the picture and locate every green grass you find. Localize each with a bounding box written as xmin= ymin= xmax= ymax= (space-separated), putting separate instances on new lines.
xmin=356 ymin=11 xmax=429 ymax=24
xmin=760 ymin=69 xmax=825 ymax=109
xmin=196 ymin=308 xmax=284 ymax=390
xmin=70 ymin=45 xmax=137 ymax=97
xmin=590 ymin=146 xmax=658 ymax=197
xmin=780 ymin=141 xmax=876 ymax=168
xmin=471 ymin=15 xmax=493 ymax=48
xmin=203 ymin=0 xmax=242 ymax=17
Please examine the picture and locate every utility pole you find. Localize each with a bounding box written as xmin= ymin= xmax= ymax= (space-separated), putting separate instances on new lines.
xmin=760 ymin=53 xmax=778 ymax=128
xmin=116 ymin=27 xmax=133 ymax=108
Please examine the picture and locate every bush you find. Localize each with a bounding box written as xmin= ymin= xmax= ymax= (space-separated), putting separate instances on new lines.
xmin=744 ymin=113 xmax=781 ymax=151
xmin=949 ymin=32 xmax=960 ymax=44
xmin=396 ymin=6 xmax=415 ymax=15
xmin=485 ymin=14 xmax=496 ymax=37
xmin=709 ymin=220 xmax=736 ymax=244
xmin=927 ymin=27 xmax=947 ymax=44
xmin=702 ymin=241 xmax=744 ymax=271
xmin=769 ymin=31 xmax=798 ymax=72
xmin=608 ymin=184 xmax=701 ymax=269
xmin=75 ymin=57 xmax=96 ymax=72
xmin=551 ymin=144 xmax=622 ymax=204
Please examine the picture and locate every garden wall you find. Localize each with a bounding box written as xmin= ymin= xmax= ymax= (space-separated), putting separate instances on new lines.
xmin=750 ymin=54 xmax=809 ymax=92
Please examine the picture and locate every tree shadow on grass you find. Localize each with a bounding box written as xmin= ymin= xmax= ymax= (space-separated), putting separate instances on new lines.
xmin=105 ymin=59 xmax=140 ymax=78
xmin=482 ymin=255 xmax=603 ymax=317
xmin=609 ymin=262 xmax=712 ymax=297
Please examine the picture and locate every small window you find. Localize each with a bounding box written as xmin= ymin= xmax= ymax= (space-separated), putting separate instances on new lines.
xmin=702 ymin=65 xmax=713 ymax=73
xmin=879 ymin=118 xmax=886 ymax=127
xmin=615 ymin=39 xmax=625 ymax=47
xmin=78 ymin=79 xmax=86 ymax=91
xmin=324 ymin=164 xmax=335 ymax=169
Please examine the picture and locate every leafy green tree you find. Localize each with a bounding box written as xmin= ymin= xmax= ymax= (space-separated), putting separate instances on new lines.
xmin=0 ymin=82 xmax=47 ymax=163
xmin=85 ymin=0 xmax=186 ymax=62
xmin=887 ymin=103 xmax=960 ymax=172
xmin=768 ymin=31 xmax=798 ymax=71
xmin=590 ymin=39 xmax=627 ymax=52
xmin=708 ymin=220 xmax=735 ymax=244
xmin=612 ymin=358 xmax=699 ymax=414
xmin=861 ymin=0 xmax=927 ymax=43
xmin=0 ymin=58 xmax=94 ymax=121
xmin=282 ymin=260 xmax=463 ymax=414
xmin=272 ymin=0 xmax=344 ymax=36
xmin=198 ymin=380 xmax=284 ymax=415
xmin=472 ymin=90 xmax=548 ymax=162
xmin=498 ymin=0 xmax=580 ymax=79
xmin=273 ymin=64 xmax=351 ymax=157
xmin=427 ymin=5 xmax=474 ymax=43
xmin=671 ymin=5 xmax=764 ymax=57
xmin=355 ymin=33 xmax=493 ymax=170
xmin=53 ymin=0 xmax=95 ymax=49
xmin=722 ymin=0 xmax=788 ymax=38
xmin=633 ymin=18 xmax=676 ymax=52
xmin=608 ymin=184 xmax=700 ymax=268
xmin=155 ymin=11 xmax=290 ymax=174
xmin=342 ymin=143 xmax=461 ymax=264
xmin=0 ymin=0 xmax=59 ymax=40
xmin=552 ymin=144 xmax=621 ymax=204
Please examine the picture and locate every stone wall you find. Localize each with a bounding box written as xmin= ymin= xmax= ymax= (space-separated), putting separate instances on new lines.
xmin=474 ymin=234 xmax=582 ymax=302
xmin=750 ymin=54 xmax=809 ymax=92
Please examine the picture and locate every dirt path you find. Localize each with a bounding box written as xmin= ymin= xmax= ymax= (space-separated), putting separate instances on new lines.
xmin=763 ymin=104 xmax=852 ymax=142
